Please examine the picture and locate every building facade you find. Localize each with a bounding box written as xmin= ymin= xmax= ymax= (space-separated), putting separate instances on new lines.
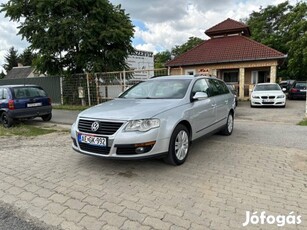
xmin=166 ymin=18 xmax=287 ymax=99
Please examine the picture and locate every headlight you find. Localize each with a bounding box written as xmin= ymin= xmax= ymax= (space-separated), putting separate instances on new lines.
xmin=125 ymin=119 xmax=160 ymax=132
xmin=277 ymin=95 xmax=285 ymax=98
xmin=252 ymin=95 xmax=260 ymax=99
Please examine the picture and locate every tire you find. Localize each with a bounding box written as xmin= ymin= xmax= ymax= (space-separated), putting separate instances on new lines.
xmin=41 ymin=113 xmax=52 ymax=121
xmin=164 ymin=124 xmax=190 ymax=166
xmin=1 ymin=112 xmax=14 ymax=128
xmin=221 ymin=112 xmax=234 ymax=136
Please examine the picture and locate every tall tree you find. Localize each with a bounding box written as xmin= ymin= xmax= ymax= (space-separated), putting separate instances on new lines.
xmin=171 ymin=37 xmax=204 ymax=57
xmin=19 ymin=48 xmax=37 ymax=67
xmin=245 ymin=1 xmax=307 ymax=80
xmin=1 ymin=0 xmax=134 ymax=75
xmin=0 ymin=70 xmax=5 ymax=79
xmin=2 ymin=47 xmax=19 ymax=72
xmin=154 ymin=51 xmax=171 ymax=68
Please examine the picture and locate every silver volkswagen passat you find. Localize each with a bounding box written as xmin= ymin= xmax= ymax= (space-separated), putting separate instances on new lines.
xmin=71 ymin=75 xmax=235 ymax=165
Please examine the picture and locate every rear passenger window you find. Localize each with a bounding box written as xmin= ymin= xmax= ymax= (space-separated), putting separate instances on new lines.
xmin=3 ymin=89 xmax=8 ymax=99
xmin=0 ymin=88 xmax=3 ymax=99
xmin=207 ymin=79 xmax=229 ymax=96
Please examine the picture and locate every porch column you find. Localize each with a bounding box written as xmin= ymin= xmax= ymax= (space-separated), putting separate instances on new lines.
xmin=211 ymin=69 xmax=217 ymax=77
xmin=270 ymin=65 xmax=277 ymax=83
xmin=239 ymin=67 xmax=245 ymax=100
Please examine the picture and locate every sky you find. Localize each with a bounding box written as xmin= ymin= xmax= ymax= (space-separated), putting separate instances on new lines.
xmin=0 ymin=0 xmax=298 ymax=73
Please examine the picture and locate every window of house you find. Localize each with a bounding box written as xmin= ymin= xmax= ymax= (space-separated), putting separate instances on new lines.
xmin=223 ymin=71 xmax=238 ymax=82
xmin=185 ymin=69 xmax=195 ymax=75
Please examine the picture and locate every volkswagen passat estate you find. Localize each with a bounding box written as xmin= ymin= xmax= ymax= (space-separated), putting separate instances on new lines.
xmin=250 ymin=83 xmax=286 ymax=107
xmin=71 ymin=75 xmax=235 ymax=165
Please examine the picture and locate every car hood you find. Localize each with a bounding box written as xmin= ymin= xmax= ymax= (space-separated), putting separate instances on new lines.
xmin=78 ymin=98 xmax=184 ymax=121
xmin=252 ymin=90 xmax=284 ymax=96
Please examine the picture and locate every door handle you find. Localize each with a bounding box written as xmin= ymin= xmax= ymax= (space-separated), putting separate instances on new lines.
xmin=211 ymin=104 xmax=216 ymax=107
xmin=225 ymin=100 xmax=228 ymax=104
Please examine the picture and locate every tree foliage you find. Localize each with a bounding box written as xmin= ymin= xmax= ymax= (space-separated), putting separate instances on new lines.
xmin=245 ymin=1 xmax=307 ymax=80
xmin=171 ymin=37 xmax=204 ymax=57
xmin=3 ymin=46 xmax=19 ymax=72
xmin=19 ymin=48 xmax=37 ymax=67
xmin=154 ymin=51 xmax=171 ymax=68
xmin=1 ymin=0 xmax=134 ymax=75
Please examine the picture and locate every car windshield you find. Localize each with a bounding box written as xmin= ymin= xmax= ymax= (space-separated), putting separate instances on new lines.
xmin=254 ymin=84 xmax=281 ymax=91
xmin=119 ymin=79 xmax=191 ymax=99
xmin=13 ymin=87 xmax=47 ymax=99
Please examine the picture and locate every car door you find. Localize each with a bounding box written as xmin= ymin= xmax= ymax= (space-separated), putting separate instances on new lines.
xmin=206 ymin=79 xmax=229 ymax=126
xmin=190 ymin=79 xmax=216 ymax=139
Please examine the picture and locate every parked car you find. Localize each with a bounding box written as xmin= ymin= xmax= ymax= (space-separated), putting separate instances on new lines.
xmin=288 ymin=81 xmax=307 ymax=100
xmin=71 ymin=75 xmax=235 ymax=165
xmin=250 ymin=83 xmax=286 ymax=107
xmin=0 ymin=85 xmax=52 ymax=128
xmin=279 ymin=80 xmax=295 ymax=93
xmin=226 ymin=83 xmax=238 ymax=107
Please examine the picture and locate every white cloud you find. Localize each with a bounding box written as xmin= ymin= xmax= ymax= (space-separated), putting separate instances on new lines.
xmin=0 ymin=0 xmax=298 ymax=72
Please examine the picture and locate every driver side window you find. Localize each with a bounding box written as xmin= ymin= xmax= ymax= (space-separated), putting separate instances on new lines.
xmin=192 ymin=79 xmax=209 ymax=96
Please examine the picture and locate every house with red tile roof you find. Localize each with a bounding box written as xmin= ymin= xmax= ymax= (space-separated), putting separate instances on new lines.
xmin=166 ymin=18 xmax=287 ymax=99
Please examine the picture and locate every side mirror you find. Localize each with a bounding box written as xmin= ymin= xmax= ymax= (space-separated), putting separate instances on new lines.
xmin=282 ymin=88 xmax=286 ymax=92
xmin=193 ymin=92 xmax=208 ymax=100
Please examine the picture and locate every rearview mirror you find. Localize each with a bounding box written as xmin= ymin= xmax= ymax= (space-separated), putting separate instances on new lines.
xmin=193 ymin=92 xmax=208 ymax=100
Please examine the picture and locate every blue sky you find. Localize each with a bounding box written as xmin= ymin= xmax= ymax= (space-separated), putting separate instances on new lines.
xmin=0 ymin=0 xmax=297 ymax=72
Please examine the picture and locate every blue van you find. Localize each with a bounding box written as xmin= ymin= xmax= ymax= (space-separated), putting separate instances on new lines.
xmin=0 ymin=85 xmax=52 ymax=128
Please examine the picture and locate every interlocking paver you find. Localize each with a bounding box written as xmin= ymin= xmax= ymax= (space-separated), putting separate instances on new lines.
xmin=0 ymin=115 xmax=306 ymax=230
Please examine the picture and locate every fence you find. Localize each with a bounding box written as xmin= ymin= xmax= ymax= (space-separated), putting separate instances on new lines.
xmin=0 ymin=68 xmax=169 ymax=106
xmin=0 ymin=76 xmax=61 ymax=104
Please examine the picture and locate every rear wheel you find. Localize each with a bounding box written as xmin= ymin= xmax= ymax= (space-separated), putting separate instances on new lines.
xmin=164 ymin=124 xmax=190 ymax=166
xmin=221 ymin=112 xmax=234 ymax=136
xmin=41 ymin=113 xmax=52 ymax=121
xmin=1 ymin=112 xmax=14 ymax=128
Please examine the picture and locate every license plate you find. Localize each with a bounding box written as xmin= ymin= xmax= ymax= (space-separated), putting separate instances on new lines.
xmin=263 ymin=99 xmax=274 ymax=102
xmin=300 ymin=89 xmax=307 ymax=92
xmin=78 ymin=134 xmax=107 ymax=147
xmin=27 ymin=102 xmax=42 ymax=107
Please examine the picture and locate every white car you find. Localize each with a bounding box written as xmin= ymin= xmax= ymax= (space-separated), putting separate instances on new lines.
xmin=250 ymin=83 xmax=286 ymax=107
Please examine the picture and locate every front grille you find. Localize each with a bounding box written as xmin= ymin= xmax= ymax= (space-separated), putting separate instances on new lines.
xmin=261 ymin=96 xmax=275 ymax=99
xmin=78 ymin=119 xmax=123 ymax=135
xmin=79 ymin=143 xmax=110 ymax=155
xmin=262 ymin=102 xmax=274 ymax=105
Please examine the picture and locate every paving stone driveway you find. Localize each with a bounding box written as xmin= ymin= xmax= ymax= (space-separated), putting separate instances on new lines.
xmin=0 ymin=101 xmax=306 ymax=230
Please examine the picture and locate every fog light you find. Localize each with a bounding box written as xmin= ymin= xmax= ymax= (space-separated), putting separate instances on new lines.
xmin=136 ymin=147 xmax=145 ymax=154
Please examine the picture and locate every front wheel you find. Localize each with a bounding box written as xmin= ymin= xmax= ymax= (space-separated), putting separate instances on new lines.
xmin=221 ymin=112 xmax=234 ymax=136
xmin=164 ymin=124 xmax=190 ymax=166
xmin=1 ymin=112 xmax=14 ymax=128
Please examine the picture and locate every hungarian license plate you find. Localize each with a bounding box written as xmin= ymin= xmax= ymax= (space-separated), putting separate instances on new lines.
xmin=27 ymin=102 xmax=42 ymax=107
xmin=78 ymin=134 xmax=107 ymax=147
xmin=263 ymin=99 xmax=274 ymax=102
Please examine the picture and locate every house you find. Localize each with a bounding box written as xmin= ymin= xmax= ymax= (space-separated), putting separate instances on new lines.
xmin=166 ymin=18 xmax=287 ymax=99
xmin=5 ymin=64 xmax=41 ymax=79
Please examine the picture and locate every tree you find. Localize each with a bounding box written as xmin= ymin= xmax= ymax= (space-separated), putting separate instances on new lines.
xmin=171 ymin=37 xmax=204 ymax=57
xmin=154 ymin=51 xmax=171 ymax=68
xmin=245 ymin=1 xmax=307 ymax=80
xmin=19 ymin=48 xmax=37 ymax=67
xmin=2 ymin=47 xmax=19 ymax=72
xmin=0 ymin=70 xmax=5 ymax=79
xmin=1 ymin=0 xmax=134 ymax=75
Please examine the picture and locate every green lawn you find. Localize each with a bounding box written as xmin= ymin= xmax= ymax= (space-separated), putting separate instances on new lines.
xmin=52 ymin=104 xmax=90 ymax=111
xmin=297 ymin=119 xmax=307 ymax=126
xmin=0 ymin=124 xmax=57 ymax=137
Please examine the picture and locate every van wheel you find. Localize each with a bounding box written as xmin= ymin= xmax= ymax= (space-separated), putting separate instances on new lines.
xmin=221 ymin=112 xmax=234 ymax=136
xmin=41 ymin=113 xmax=52 ymax=121
xmin=1 ymin=112 xmax=14 ymax=128
xmin=164 ymin=124 xmax=190 ymax=166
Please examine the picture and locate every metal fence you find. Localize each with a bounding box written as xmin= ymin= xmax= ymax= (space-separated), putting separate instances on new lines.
xmin=0 ymin=76 xmax=61 ymax=104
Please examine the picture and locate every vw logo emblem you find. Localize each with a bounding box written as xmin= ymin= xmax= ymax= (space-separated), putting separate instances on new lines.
xmin=91 ymin=121 xmax=100 ymax=132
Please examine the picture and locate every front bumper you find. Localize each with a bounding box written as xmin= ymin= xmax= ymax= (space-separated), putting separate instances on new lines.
xmin=71 ymin=121 xmax=170 ymax=159
xmin=251 ymin=98 xmax=286 ymax=106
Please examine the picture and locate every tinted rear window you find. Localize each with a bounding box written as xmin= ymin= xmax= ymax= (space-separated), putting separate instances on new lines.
xmin=295 ymin=82 xmax=307 ymax=89
xmin=13 ymin=87 xmax=47 ymax=99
